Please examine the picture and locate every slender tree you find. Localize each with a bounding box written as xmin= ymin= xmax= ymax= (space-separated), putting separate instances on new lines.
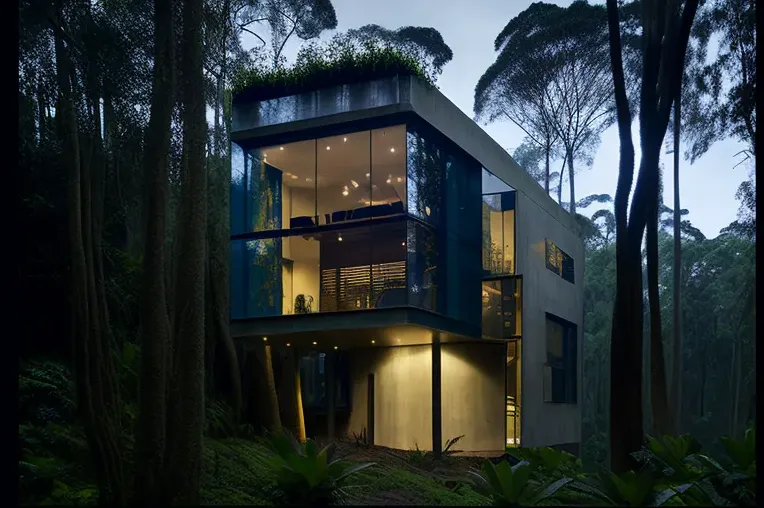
xmin=606 ymin=0 xmax=699 ymax=472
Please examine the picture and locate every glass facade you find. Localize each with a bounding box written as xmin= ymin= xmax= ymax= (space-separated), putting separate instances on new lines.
xmin=230 ymin=123 xmax=482 ymax=326
xmin=506 ymin=340 xmax=521 ymax=447
xmin=481 ymin=277 xmax=522 ymax=339
xmin=543 ymin=313 xmax=578 ymax=404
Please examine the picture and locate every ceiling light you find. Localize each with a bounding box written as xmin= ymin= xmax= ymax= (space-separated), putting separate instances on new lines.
xmin=396 ymin=177 xmax=402 ymax=183
xmin=286 ymin=343 xmax=291 ymax=347
xmin=313 ymin=341 xmax=318 ymax=345
xmin=390 ymin=147 xmax=395 ymax=153
xmin=263 ymin=153 xmax=267 ymax=157
xmin=371 ymin=339 xmax=376 ymax=344
xmin=338 ymin=234 xmax=343 ymax=242
xmin=425 ymin=206 xmax=431 ymax=216
xmin=334 ymin=346 xmax=338 ymax=350
xmin=326 ymin=146 xmax=331 ymax=150
xmin=386 ymin=176 xmax=392 ymax=184
xmin=401 ymin=242 xmax=405 ymax=247
xmin=350 ymin=180 xmax=359 ymax=188
xmin=306 ymin=177 xmax=312 ymax=182
xmin=342 ymin=186 xmax=349 ymax=197
xmin=279 ymin=146 xmax=284 ymax=151
xmin=343 ymin=137 xmax=347 ymax=142
xmin=365 ymin=173 xmax=370 ymax=178
xmin=291 ymin=175 xmax=298 ymax=179
xmin=263 ymin=337 xmax=268 ymax=341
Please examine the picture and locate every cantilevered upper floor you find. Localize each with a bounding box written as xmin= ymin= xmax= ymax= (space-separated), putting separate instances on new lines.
xmin=229 ymin=74 xmax=581 ymax=348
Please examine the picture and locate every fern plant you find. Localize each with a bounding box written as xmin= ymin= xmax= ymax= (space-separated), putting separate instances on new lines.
xmin=265 ymin=430 xmax=375 ymax=506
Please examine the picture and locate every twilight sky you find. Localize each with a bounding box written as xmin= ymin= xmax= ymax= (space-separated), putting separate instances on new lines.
xmin=243 ymin=0 xmax=749 ymax=238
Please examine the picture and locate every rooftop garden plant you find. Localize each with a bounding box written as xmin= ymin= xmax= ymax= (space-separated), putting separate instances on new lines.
xmin=231 ymin=32 xmax=443 ymax=104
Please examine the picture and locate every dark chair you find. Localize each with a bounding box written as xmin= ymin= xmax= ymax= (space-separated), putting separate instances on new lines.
xmin=350 ymin=205 xmax=372 ymax=220
xmin=290 ymin=216 xmax=315 ymax=228
xmin=372 ymin=203 xmax=394 ymax=218
xmin=390 ymin=200 xmax=404 ymax=214
xmin=331 ymin=210 xmax=349 ymax=223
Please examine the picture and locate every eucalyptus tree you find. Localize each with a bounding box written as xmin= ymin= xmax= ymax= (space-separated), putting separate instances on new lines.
xmin=474 ymin=3 xmax=565 ymax=194
xmin=606 ymin=0 xmax=700 ymax=473
xmin=476 ymin=1 xmax=618 ymax=212
xmin=346 ymin=24 xmax=454 ymax=83
xmin=237 ymin=0 xmax=337 ymax=68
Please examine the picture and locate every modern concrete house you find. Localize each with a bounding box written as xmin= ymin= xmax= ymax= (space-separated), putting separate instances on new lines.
xmin=229 ymin=75 xmax=584 ymax=456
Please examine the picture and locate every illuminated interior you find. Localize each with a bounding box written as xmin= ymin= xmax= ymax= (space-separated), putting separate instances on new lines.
xmin=482 ymin=192 xmax=515 ymax=276
xmin=481 ymin=277 xmax=522 ymax=339
xmin=506 ymin=339 xmax=521 ymax=447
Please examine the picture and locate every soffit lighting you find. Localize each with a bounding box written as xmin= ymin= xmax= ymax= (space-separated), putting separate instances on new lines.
xmin=291 ymin=175 xmax=298 ymax=179
xmin=350 ymin=180 xmax=359 ymax=188
xmin=313 ymin=341 xmax=318 ymax=345
xmin=343 ymin=137 xmax=347 ymax=142
xmin=306 ymin=177 xmax=312 ymax=182
xmin=338 ymin=234 xmax=343 ymax=242
xmin=342 ymin=186 xmax=349 ymax=197
xmin=390 ymin=147 xmax=395 ymax=153
xmin=365 ymin=173 xmax=370 ymax=178
xmin=286 ymin=343 xmax=291 ymax=347
xmin=326 ymin=146 xmax=331 ymax=150
xmin=425 ymin=206 xmax=431 ymax=216
xmin=396 ymin=177 xmax=402 ymax=183
xmin=401 ymin=242 xmax=406 ymax=247
xmin=334 ymin=346 xmax=338 ymax=350
xmin=386 ymin=176 xmax=392 ymax=184
xmin=371 ymin=339 xmax=376 ymax=344
xmin=263 ymin=337 xmax=268 ymax=341
xmin=279 ymin=146 xmax=284 ymax=151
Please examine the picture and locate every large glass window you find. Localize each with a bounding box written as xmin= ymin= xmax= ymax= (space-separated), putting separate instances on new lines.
xmin=482 ymin=192 xmax=515 ymax=276
xmin=316 ymin=131 xmax=370 ymax=225
xmin=543 ymin=314 xmax=577 ymax=404
xmin=406 ymin=221 xmax=442 ymax=313
xmin=482 ymin=277 xmax=522 ymax=339
xmin=406 ymin=128 xmax=445 ymax=227
xmin=371 ymin=125 xmax=406 ymax=214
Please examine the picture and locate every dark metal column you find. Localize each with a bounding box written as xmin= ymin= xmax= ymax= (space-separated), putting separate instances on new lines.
xmin=432 ymin=335 xmax=442 ymax=459
xmin=326 ymin=351 xmax=336 ymax=440
xmin=367 ymin=373 xmax=375 ymax=445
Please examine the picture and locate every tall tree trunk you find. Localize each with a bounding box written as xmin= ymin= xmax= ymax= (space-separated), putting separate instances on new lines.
xmin=606 ymin=0 xmax=640 ymax=474
xmin=544 ymin=140 xmax=551 ymax=193
xmin=37 ymin=77 xmax=46 ymax=146
xmin=670 ymin=94 xmax=683 ymax=435
xmin=557 ymin=155 xmax=567 ymax=206
xmin=646 ymin=217 xmax=672 ymax=437
xmin=164 ymin=0 xmax=207 ymax=502
xmin=293 ymin=350 xmax=307 ymax=442
xmin=134 ymin=0 xmax=175 ymax=503
xmin=261 ymin=344 xmax=282 ymax=430
xmin=568 ymin=148 xmax=576 ymax=214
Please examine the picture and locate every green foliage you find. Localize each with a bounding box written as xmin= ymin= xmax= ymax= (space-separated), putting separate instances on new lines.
xmin=232 ymin=36 xmax=433 ymax=104
xmin=19 ymin=360 xmax=76 ymax=425
xmin=469 ymin=459 xmax=572 ymax=507
xmin=264 ymin=430 xmax=375 ymax=506
xmin=507 ymin=447 xmax=584 ymax=480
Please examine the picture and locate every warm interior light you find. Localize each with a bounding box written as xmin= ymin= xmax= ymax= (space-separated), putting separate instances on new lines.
xmin=396 ymin=177 xmax=402 ymax=183
xmin=338 ymin=235 xmax=343 ymax=242
xmin=306 ymin=177 xmax=312 ymax=182
xmin=342 ymin=186 xmax=349 ymax=196
xmin=286 ymin=343 xmax=291 ymax=347
xmin=390 ymin=147 xmax=395 ymax=153
xmin=401 ymin=241 xmax=406 ymax=246
xmin=371 ymin=340 xmax=376 ymax=344
xmin=326 ymin=146 xmax=331 ymax=150
xmin=279 ymin=146 xmax=284 ymax=151
xmin=350 ymin=180 xmax=359 ymax=188
xmin=291 ymin=175 xmax=298 ymax=179
xmin=333 ymin=346 xmax=338 ymax=350
xmin=365 ymin=173 xmax=370 ymax=178
xmin=263 ymin=153 xmax=267 ymax=157
xmin=425 ymin=206 xmax=431 ymax=216
xmin=386 ymin=176 xmax=392 ymax=184
xmin=343 ymin=137 xmax=347 ymax=142
xmin=263 ymin=337 xmax=268 ymax=341
xmin=312 ymin=341 xmax=318 ymax=345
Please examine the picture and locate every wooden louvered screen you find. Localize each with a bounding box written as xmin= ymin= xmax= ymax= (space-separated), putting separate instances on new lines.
xmin=320 ymin=261 xmax=406 ymax=312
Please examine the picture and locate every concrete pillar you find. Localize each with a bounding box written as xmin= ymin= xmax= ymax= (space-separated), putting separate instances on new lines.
xmin=432 ymin=336 xmax=442 ymax=459
xmin=326 ymin=351 xmax=336 ymax=440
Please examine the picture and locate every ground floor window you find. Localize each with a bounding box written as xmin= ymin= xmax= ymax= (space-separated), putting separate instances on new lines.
xmin=506 ymin=339 xmax=521 ymax=447
xmin=543 ymin=313 xmax=577 ymax=404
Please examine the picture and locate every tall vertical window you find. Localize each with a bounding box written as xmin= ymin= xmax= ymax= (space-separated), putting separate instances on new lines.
xmin=481 ymin=277 xmax=522 ymax=339
xmin=482 ymin=192 xmax=515 ymax=276
xmin=545 ymin=239 xmax=574 ymax=283
xmin=543 ymin=313 xmax=577 ymax=404
xmin=506 ymin=340 xmax=522 ymax=447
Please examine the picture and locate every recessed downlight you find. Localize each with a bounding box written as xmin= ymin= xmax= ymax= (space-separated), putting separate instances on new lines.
xmin=279 ymin=146 xmax=284 ymax=151
xmin=390 ymin=147 xmax=395 ymax=153
xmin=326 ymin=146 xmax=331 ymax=150
xmin=350 ymin=180 xmax=359 ymax=188
xmin=312 ymin=341 xmax=318 ymax=345
xmin=343 ymin=137 xmax=347 ymax=142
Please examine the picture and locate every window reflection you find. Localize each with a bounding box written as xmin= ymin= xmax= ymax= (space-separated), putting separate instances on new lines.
xmin=482 ymin=192 xmax=515 ymax=276
xmin=407 ymin=129 xmax=444 ymax=227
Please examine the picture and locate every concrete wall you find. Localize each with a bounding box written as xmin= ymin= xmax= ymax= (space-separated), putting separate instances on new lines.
xmin=441 ymin=342 xmax=506 ymax=453
xmin=346 ymin=343 xmax=505 ymax=452
xmin=515 ymin=192 xmax=584 ymax=448
xmin=347 ymin=346 xmax=432 ymax=450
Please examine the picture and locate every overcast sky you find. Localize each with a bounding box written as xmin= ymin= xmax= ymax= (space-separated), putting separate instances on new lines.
xmin=245 ymin=0 xmax=749 ymax=238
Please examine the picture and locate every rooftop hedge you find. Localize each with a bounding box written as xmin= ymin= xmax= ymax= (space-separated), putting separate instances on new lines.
xmin=231 ymin=38 xmax=434 ymax=105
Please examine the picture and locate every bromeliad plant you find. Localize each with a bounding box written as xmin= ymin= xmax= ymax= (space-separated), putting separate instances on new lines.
xmin=469 ymin=459 xmax=572 ymax=507
xmin=264 ymin=431 xmax=375 ymax=506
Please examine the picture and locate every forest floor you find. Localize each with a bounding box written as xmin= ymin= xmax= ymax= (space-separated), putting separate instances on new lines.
xmin=201 ymin=436 xmax=492 ymax=505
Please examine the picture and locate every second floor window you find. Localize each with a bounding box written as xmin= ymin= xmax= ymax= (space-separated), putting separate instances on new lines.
xmin=543 ymin=313 xmax=577 ymax=404
xmin=545 ymin=239 xmax=574 ymax=283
